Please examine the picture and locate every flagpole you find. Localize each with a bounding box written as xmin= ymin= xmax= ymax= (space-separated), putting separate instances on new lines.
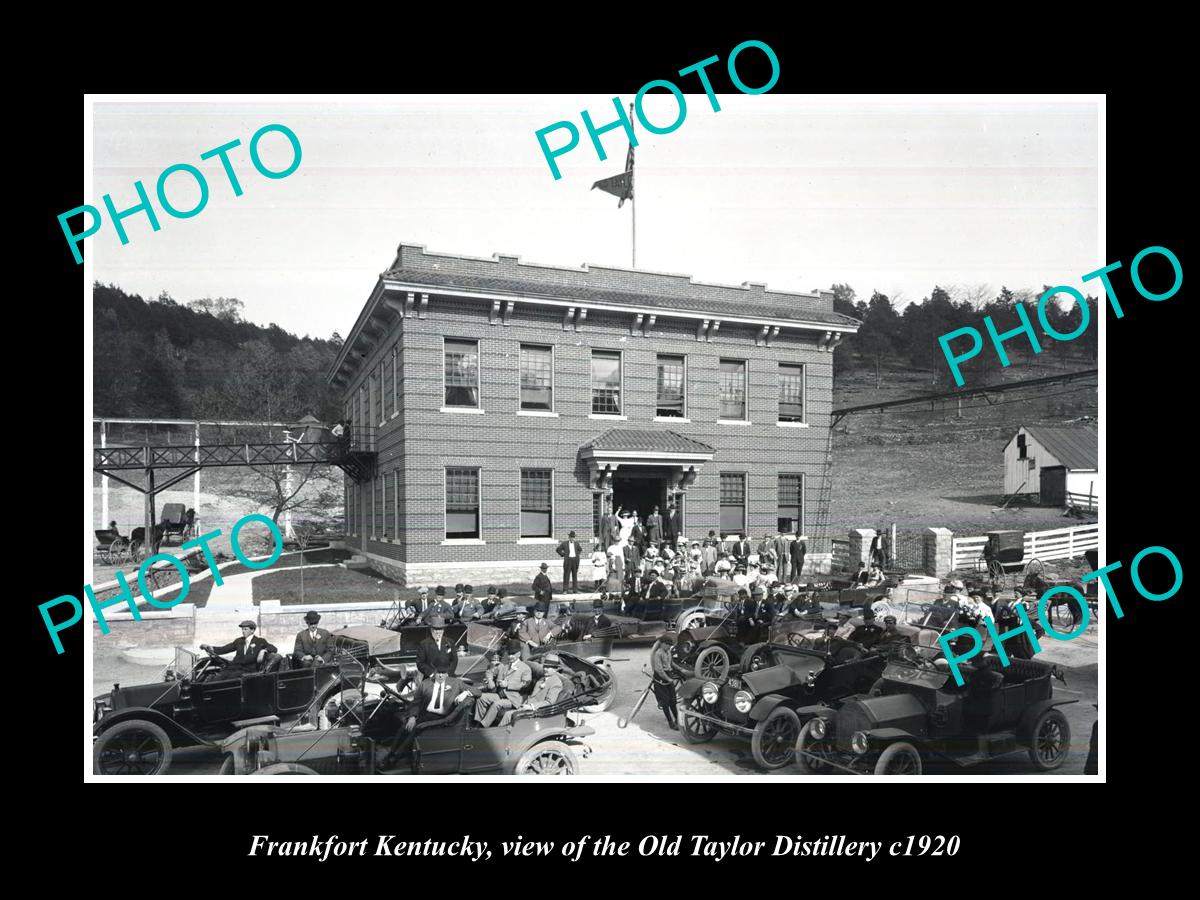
xmin=629 ymin=101 xmax=636 ymax=269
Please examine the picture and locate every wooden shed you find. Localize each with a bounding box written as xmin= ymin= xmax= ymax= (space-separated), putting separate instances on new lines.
xmin=1003 ymin=424 xmax=1099 ymax=507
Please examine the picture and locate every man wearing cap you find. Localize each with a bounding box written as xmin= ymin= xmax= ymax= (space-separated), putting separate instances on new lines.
xmin=581 ymin=599 xmax=613 ymax=639
xmin=532 ymin=562 xmax=555 ymax=608
xmin=201 ymin=621 xmax=278 ymax=678
xmin=424 ymin=586 xmax=454 ymax=624
xmin=457 ymin=585 xmax=484 ymax=621
xmin=556 ymin=530 xmax=583 ymax=594
xmin=504 ymin=653 xmax=566 ymax=724
xmin=415 ymin=615 xmax=458 ymax=677
xmin=518 ymin=603 xmax=555 ymax=656
xmin=651 ymin=632 xmax=685 ymax=729
xmin=475 ymin=642 xmax=533 ymax=727
xmin=292 ymin=611 xmax=333 ymax=667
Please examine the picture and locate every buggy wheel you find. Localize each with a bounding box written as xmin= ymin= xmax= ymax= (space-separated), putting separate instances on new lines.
xmin=873 ymin=741 xmax=923 ymax=776
xmin=253 ymin=763 xmax=319 ymax=776
xmin=514 ymin=741 xmax=579 ymax=776
xmin=1028 ymin=708 xmax=1071 ymax=771
xmin=578 ymin=657 xmax=617 ymax=713
xmin=677 ymin=695 xmax=718 ymax=744
xmin=694 ymin=643 xmax=730 ymax=680
xmin=93 ymin=719 xmax=173 ymax=776
xmin=794 ymin=719 xmax=834 ymax=774
xmin=751 ymin=706 xmax=802 ymax=770
xmin=739 ymin=642 xmax=774 ymax=673
xmin=128 ymin=539 xmax=144 ymax=563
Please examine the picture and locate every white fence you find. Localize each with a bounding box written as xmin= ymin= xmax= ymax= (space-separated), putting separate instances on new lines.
xmin=952 ymin=524 xmax=1099 ymax=572
xmin=1067 ymin=491 xmax=1098 ymax=513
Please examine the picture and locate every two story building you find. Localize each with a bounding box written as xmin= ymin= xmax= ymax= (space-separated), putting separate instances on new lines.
xmin=327 ymin=243 xmax=859 ymax=586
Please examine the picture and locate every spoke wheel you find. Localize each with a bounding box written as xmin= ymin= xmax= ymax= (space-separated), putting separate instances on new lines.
xmin=751 ymin=707 xmax=801 ymax=770
xmin=739 ymin=642 xmax=774 ymax=673
xmin=93 ymin=720 xmax=173 ymax=776
xmin=694 ymin=643 xmax=730 ymax=680
xmin=1028 ymin=709 xmax=1071 ymax=771
xmin=794 ymin=719 xmax=834 ymax=774
xmin=874 ymin=741 xmax=923 ymax=776
xmin=253 ymin=763 xmax=319 ymax=776
xmin=514 ymin=741 xmax=579 ymax=776
xmin=677 ymin=695 xmax=718 ymax=744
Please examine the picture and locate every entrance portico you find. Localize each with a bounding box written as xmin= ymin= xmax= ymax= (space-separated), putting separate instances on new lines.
xmin=580 ymin=428 xmax=715 ymax=525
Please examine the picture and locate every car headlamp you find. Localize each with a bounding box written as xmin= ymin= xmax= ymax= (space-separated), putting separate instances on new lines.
xmin=733 ymin=690 xmax=753 ymax=713
xmin=810 ymin=717 xmax=826 ymax=739
xmin=851 ymin=731 xmax=870 ymax=755
xmin=701 ymin=682 xmax=720 ymax=704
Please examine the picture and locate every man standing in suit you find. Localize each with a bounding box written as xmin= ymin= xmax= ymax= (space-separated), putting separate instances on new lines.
xmin=757 ymin=533 xmax=774 ymax=562
xmin=600 ymin=503 xmax=619 ymax=551
xmin=731 ymin=535 xmax=752 ymax=568
xmin=474 ymin=642 xmax=533 ymax=726
xmin=292 ymin=610 xmax=333 ymax=667
xmin=774 ymin=533 xmax=791 ymax=583
xmin=415 ymin=615 xmax=458 ymax=677
xmin=666 ymin=502 xmax=682 ymax=547
xmin=646 ymin=506 xmax=663 ymax=546
xmin=518 ymin=602 xmax=556 ymax=656
xmin=556 ymin=530 xmax=583 ymax=593
xmin=790 ymin=537 xmax=807 ymax=584
xmin=201 ymin=621 xmax=277 ymax=678
xmin=630 ymin=516 xmax=646 ymax=553
xmin=532 ymin=562 xmax=555 ymax=607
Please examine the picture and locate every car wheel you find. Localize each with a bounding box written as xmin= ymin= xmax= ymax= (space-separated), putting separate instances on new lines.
xmin=694 ymin=643 xmax=730 ymax=680
xmin=739 ymin=642 xmax=774 ymax=673
xmin=578 ymin=657 xmax=617 ymax=713
xmin=794 ymin=719 xmax=834 ymax=774
xmin=677 ymin=695 xmax=718 ymax=744
xmin=677 ymin=611 xmax=707 ymax=632
xmin=751 ymin=707 xmax=802 ymax=770
xmin=873 ymin=741 xmax=923 ymax=776
xmin=1028 ymin=708 xmax=1071 ymax=771
xmin=514 ymin=741 xmax=579 ymax=776
xmin=252 ymin=763 xmax=320 ymax=776
xmin=218 ymin=755 xmax=236 ymax=775
xmin=93 ymin=719 xmax=174 ymax=776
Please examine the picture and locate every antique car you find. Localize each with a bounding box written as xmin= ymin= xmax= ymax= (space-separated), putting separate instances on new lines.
xmin=93 ymin=646 xmax=344 ymax=776
xmin=218 ymin=651 xmax=612 ymax=776
xmin=675 ymin=642 xmax=888 ymax=769
xmin=793 ymin=648 xmax=1074 ymax=775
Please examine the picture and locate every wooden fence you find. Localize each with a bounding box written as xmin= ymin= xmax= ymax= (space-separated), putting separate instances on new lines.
xmin=1067 ymin=491 xmax=1098 ymax=513
xmin=951 ymin=524 xmax=1099 ymax=572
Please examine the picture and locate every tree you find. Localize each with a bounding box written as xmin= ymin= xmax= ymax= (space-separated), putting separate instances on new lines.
xmin=858 ymin=291 xmax=899 ymax=388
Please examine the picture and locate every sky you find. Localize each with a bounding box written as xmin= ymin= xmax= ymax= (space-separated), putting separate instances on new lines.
xmin=91 ymin=95 xmax=1099 ymax=338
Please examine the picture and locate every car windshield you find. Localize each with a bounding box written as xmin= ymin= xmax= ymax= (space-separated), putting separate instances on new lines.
xmin=899 ymin=601 xmax=958 ymax=633
xmin=880 ymin=643 xmax=948 ymax=689
xmin=166 ymin=645 xmax=199 ymax=680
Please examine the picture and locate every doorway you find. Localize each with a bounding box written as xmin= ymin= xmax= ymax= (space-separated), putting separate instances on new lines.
xmin=611 ymin=468 xmax=670 ymax=522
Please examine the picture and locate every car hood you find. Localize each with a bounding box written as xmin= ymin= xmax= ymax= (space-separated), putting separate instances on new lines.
xmin=836 ymin=693 xmax=927 ymax=732
xmin=106 ymin=679 xmax=182 ymax=711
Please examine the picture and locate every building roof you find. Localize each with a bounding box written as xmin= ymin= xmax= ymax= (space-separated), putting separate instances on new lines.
xmin=1015 ymin=425 xmax=1098 ymax=470
xmin=580 ymin=428 xmax=715 ymax=456
xmin=380 ymin=268 xmax=860 ymax=329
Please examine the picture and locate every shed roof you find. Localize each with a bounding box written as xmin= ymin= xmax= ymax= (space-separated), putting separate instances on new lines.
xmin=1013 ymin=425 xmax=1098 ymax=470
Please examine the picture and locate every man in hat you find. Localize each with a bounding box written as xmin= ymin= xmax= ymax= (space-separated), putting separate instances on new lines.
xmin=556 ymin=530 xmax=583 ymax=593
xmin=411 ymin=585 xmax=431 ymax=618
xmin=790 ymin=537 xmax=808 ymax=585
xmin=482 ymin=586 xmax=500 ymax=615
xmin=848 ymin=606 xmax=884 ymax=649
xmin=201 ymin=621 xmax=277 ymax=678
xmin=424 ymin=586 xmax=454 ymax=624
xmin=453 ymin=584 xmax=465 ymax=607
xmin=292 ymin=611 xmax=333 ymax=667
xmin=518 ymin=602 xmax=555 ymax=656
xmin=491 ymin=587 xmax=521 ymax=619
xmin=504 ymin=653 xmax=566 ymax=724
xmin=415 ymin=614 xmax=458 ymax=677
xmin=729 ymin=534 xmax=752 ymax=569
xmin=474 ymin=642 xmax=533 ymax=727
xmin=404 ymin=670 xmax=481 ymax=735
xmin=774 ymin=532 xmax=791 ymax=583
xmin=650 ymin=632 xmax=684 ymax=730
xmin=532 ymin=562 xmax=554 ymax=607
xmin=457 ymin=585 xmax=484 ymax=621
xmin=875 ymin=614 xmax=907 ymax=649
xmin=581 ymin=598 xmax=613 ymax=639
xmin=665 ymin=501 xmax=681 ymax=548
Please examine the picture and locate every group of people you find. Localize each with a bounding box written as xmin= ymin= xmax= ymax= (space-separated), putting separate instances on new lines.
xmin=199 ymin=610 xmax=338 ymax=678
xmin=384 ymin=584 xmax=524 ymax=628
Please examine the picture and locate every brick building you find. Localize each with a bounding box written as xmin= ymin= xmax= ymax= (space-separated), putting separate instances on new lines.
xmin=327 ymin=243 xmax=859 ymax=586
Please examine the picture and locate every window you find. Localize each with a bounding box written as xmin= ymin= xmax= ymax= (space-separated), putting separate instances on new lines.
xmin=444 ymin=339 xmax=480 ymax=408
xmin=384 ymin=352 xmax=394 ymax=418
xmin=591 ymin=350 xmax=622 ymax=414
xmin=592 ymin=493 xmax=603 ymax=540
xmin=719 ymin=359 xmax=747 ymax=419
xmin=520 ymin=344 xmax=554 ymax=410
xmin=1017 ymin=433 xmax=1027 ymax=459
xmin=778 ymin=364 xmax=805 ymax=423
xmin=778 ymin=474 xmax=803 ymax=534
xmin=520 ymin=469 xmax=553 ymax=537
xmin=445 ymin=468 xmax=480 ymax=539
xmin=720 ymin=473 xmax=746 ymax=536
xmin=393 ymin=470 xmax=401 ymax=538
xmin=656 ymin=354 xmax=686 ymax=417
xmin=374 ymin=365 xmax=383 ymax=424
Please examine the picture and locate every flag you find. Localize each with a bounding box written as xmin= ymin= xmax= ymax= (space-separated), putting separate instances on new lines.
xmin=592 ymin=140 xmax=634 ymax=207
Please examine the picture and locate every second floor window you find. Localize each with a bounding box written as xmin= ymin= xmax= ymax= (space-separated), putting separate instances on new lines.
xmin=656 ymin=354 xmax=686 ymax=418
xmin=779 ymin=363 xmax=805 ymax=422
xmin=444 ymin=339 xmax=479 ymax=408
xmin=591 ymin=350 xmax=622 ymax=415
xmin=520 ymin=345 xmax=553 ymax=411
xmin=719 ymin=359 xmax=747 ymax=419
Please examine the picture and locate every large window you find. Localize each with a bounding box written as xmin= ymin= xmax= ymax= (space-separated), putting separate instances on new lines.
xmin=444 ymin=339 xmax=480 ymax=408
xmin=720 ymin=473 xmax=746 ymax=536
xmin=719 ymin=359 xmax=747 ymax=420
xmin=778 ymin=474 xmax=803 ymax=534
xmin=445 ymin=467 xmax=480 ymax=539
xmin=520 ymin=469 xmax=553 ymax=538
xmin=656 ymin=354 xmax=686 ymax=418
xmin=779 ymin=363 xmax=805 ymax=423
xmin=591 ymin=350 xmax=622 ymax=415
xmin=384 ymin=352 xmax=395 ymax=418
xmin=520 ymin=345 xmax=554 ymax=411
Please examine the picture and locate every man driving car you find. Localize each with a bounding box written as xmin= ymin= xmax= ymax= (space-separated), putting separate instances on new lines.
xmin=200 ymin=621 xmax=278 ymax=678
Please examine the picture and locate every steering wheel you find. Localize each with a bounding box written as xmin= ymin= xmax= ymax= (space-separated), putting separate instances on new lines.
xmin=193 ymin=654 xmax=227 ymax=682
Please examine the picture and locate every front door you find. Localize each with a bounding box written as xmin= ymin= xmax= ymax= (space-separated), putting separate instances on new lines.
xmin=611 ymin=469 xmax=669 ymax=523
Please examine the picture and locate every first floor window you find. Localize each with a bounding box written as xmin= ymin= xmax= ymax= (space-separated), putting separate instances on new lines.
xmin=720 ymin=473 xmax=746 ymax=536
xmin=656 ymin=354 xmax=686 ymax=417
xmin=719 ymin=359 xmax=747 ymax=419
xmin=778 ymin=363 xmax=805 ymax=423
xmin=520 ymin=469 xmax=553 ymax=537
xmin=778 ymin=474 xmax=803 ymax=534
xmin=446 ymin=468 xmax=480 ymax=539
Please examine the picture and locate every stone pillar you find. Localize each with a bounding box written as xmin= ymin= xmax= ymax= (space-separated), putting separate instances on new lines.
xmin=924 ymin=527 xmax=954 ymax=577
xmin=848 ymin=528 xmax=875 ymax=572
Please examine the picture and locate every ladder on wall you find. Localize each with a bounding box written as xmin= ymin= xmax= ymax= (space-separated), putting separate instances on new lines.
xmin=811 ymin=416 xmax=840 ymax=561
